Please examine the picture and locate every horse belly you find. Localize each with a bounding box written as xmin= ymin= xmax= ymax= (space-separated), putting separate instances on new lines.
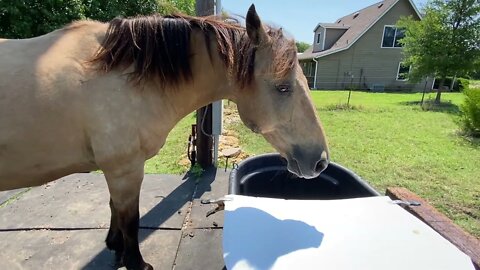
xmin=0 ymin=134 xmax=97 ymax=190
xmin=0 ymin=95 xmax=96 ymax=190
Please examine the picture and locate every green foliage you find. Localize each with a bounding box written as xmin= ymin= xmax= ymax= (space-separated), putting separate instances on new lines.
xmin=457 ymin=78 xmax=470 ymax=92
xmin=397 ymin=0 xmax=480 ymax=102
xmin=0 ymin=0 xmax=195 ymax=39
xmin=461 ymin=88 xmax=480 ymax=136
xmin=189 ymin=163 xmax=205 ymax=180
xmin=0 ymin=0 xmax=86 ymax=38
xmin=295 ymin=41 xmax=310 ymax=53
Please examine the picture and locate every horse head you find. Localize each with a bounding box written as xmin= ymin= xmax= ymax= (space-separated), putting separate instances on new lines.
xmin=234 ymin=5 xmax=329 ymax=179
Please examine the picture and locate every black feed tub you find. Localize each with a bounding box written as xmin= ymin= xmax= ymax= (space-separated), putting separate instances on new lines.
xmin=229 ymin=153 xmax=380 ymax=199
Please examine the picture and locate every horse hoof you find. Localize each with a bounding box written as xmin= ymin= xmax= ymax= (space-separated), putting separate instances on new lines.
xmin=125 ymin=261 xmax=153 ymax=270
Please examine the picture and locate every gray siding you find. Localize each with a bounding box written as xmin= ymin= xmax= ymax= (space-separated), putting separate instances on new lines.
xmin=324 ymin=29 xmax=347 ymax=50
xmin=312 ymin=26 xmax=325 ymax=52
xmin=312 ymin=0 xmax=434 ymax=91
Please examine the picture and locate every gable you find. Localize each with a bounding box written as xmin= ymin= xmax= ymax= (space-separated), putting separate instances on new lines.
xmin=354 ymin=0 xmax=421 ymax=51
xmin=299 ymin=0 xmax=421 ymax=60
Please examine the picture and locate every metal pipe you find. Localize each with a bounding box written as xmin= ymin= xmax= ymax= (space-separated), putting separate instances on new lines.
xmin=312 ymin=57 xmax=319 ymax=89
xmin=215 ymin=0 xmax=222 ymax=15
xmin=213 ymin=135 xmax=219 ymax=166
xmin=213 ymin=0 xmax=222 ymax=167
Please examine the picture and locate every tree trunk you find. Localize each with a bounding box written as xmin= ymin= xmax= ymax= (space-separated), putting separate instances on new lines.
xmin=435 ymin=76 xmax=446 ymax=104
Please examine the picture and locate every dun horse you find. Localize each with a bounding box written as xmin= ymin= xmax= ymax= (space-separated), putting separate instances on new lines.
xmin=0 ymin=5 xmax=329 ymax=270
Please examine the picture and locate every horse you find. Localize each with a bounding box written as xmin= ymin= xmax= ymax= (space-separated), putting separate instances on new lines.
xmin=0 ymin=5 xmax=329 ymax=270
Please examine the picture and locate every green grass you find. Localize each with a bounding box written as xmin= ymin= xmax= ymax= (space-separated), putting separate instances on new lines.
xmin=144 ymin=91 xmax=479 ymax=238
xmin=470 ymin=80 xmax=480 ymax=89
xmin=144 ymin=113 xmax=195 ymax=174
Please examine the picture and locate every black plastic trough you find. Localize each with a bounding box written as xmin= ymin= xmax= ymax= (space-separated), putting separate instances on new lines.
xmin=229 ymin=153 xmax=380 ymax=199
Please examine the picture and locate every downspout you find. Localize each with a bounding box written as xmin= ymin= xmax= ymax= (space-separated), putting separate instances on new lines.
xmin=215 ymin=0 xmax=221 ymax=15
xmin=312 ymin=57 xmax=319 ymax=89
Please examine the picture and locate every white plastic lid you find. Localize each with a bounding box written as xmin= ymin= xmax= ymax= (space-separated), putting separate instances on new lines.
xmin=223 ymin=195 xmax=475 ymax=270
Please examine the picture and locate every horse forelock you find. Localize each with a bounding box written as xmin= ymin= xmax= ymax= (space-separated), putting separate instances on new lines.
xmin=88 ymin=14 xmax=296 ymax=88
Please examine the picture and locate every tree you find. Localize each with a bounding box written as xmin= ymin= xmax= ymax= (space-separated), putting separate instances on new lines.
xmin=296 ymin=41 xmax=310 ymax=53
xmin=0 ymin=0 xmax=86 ymax=38
xmin=0 ymin=0 xmax=195 ymax=39
xmin=397 ymin=0 xmax=480 ymax=103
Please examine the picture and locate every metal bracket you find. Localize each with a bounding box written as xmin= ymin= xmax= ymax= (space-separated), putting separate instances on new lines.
xmin=391 ymin=200 xmax=421 ymax=206
xmin=201 ymin=197 xmax=233 ymax=217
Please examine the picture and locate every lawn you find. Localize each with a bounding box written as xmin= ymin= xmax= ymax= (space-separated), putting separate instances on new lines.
xmin=146 ymin=90 xmax=480 ymax=238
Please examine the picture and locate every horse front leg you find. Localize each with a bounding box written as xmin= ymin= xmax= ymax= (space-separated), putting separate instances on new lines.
xmin=106 ymin=198 xmax=124 ymax=262
xmin=104 ymin=163 xmax=152 ymax=270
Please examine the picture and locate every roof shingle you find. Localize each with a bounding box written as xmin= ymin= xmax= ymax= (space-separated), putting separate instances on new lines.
xmin=299 ymin=0 xmax=398 ymax=60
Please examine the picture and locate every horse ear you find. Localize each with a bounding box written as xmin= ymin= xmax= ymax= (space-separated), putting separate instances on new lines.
xmin=246 ymin=4 xmax=269 ymax=46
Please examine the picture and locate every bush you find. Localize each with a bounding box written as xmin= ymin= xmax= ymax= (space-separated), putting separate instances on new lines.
xmin=457 ymin=78 xmax=470 ymax=92
xmin=461 ymin=88 xmax=480 ymax=137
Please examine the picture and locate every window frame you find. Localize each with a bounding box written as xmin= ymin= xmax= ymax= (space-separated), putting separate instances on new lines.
xmin=396 ymin=62 xmax=411 ymax=81
xmin=316 ymin=33 xmax=321 ymax=44
xmin=381 ymin=25 xmax=404 ymax=48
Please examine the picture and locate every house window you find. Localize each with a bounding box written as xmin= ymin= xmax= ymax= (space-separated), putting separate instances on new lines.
xmin=396 ymin=62 xmax=410 ymax=80
xmin=382 ymin=26 xmax=405 ymax=48
xmin=316 ymin=33 xmax=321 ymax=44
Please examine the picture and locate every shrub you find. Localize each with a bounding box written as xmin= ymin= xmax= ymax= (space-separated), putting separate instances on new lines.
xmin=461 ymin=88 xmax=480 ymax=137
xmin=457 ymin=78 xmax=470 ymax=92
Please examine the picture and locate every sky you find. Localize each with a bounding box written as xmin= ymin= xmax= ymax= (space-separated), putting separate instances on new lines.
xmin=221 ymin=0 xmax=428 ymax=43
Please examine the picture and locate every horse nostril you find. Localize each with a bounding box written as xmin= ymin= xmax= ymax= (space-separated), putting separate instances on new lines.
xmin=315 ymin=159 xmax=329 ymax=174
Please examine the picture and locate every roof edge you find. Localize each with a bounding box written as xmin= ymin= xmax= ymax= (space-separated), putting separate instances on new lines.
xmin=407 ymin=0 xmax=422 ymax=19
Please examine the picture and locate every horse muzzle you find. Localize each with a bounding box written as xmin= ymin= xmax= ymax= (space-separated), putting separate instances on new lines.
xmin=285 ymin=146 xmax=329 ymax=179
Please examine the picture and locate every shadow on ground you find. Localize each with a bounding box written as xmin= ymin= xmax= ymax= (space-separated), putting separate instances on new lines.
xmin=81 ymin=167 xmax=218 ymax=269
xmin=399 ymin=100 xmax=461 ymax=115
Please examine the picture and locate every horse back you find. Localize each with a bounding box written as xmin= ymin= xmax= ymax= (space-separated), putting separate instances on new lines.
xmin=0 ymin=21 xmax=109 ymax=189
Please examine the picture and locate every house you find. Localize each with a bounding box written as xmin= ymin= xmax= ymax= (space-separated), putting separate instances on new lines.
xmin=299 ymin=0 xmax=433 ymax=91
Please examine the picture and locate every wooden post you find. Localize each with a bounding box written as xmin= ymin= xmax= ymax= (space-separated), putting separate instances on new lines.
xmin=196 ymin=0 xmax=214 ymax=16
xmin=347 ymin=75 xmax=354 ymax=107
xmin=195 ymin=0 xmax=215 ymax=168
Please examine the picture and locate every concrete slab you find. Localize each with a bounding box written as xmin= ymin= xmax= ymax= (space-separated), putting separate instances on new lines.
xmin=0 ymin=171 xmax=229 ymax=270
xmin=139 ymin=174 xmax=196 ymax=229
xmin=173 ymin=229 xmax=225 ymax=270
xmin=0 ymin=173 xmax=194 ymax=229
xmin=0 ymin=229 xmax=181 ymax=270
xmin=188 ymin=168 xmax=228 ymax=229
xmin=194 ymin=169 xmax=230 ymax=200
xmin=0 ymin=188 xmax=28 ymax=206
xmin=189 ymin=199 xmax=224 ymax=229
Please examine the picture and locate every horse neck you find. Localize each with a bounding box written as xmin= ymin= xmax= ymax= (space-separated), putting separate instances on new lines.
xmin=157 ymin=29 xmax=235 ymax=123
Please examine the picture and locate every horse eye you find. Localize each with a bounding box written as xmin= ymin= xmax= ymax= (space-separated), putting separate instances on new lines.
xmin=276 ymin=84 xmax=290 ymax=93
